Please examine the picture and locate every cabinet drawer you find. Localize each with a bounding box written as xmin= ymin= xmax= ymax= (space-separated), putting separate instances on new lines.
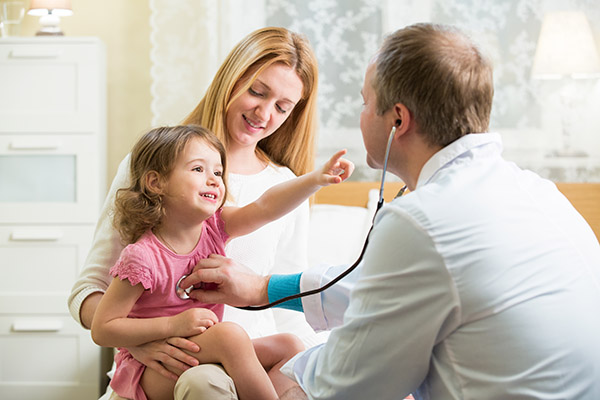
xmin=0 ymin=38 xmax=105 ymax=134
xmin=0 ymin=135 xmax=104 ymax=223
xmin=0 ymin=315 xmax=100 ymax=399
xmin=0 ymin=225 xmax=94 ymax=314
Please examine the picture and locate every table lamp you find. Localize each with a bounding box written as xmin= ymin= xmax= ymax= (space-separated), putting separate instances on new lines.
xmin=532 ymin=11 xmax=600 ymax=157
xmin=27 ymin=0 xmax=72 ymax=36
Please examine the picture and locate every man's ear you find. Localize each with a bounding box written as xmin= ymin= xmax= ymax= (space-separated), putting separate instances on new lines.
xmin=392 ymin=103 xmax=412 ymax=137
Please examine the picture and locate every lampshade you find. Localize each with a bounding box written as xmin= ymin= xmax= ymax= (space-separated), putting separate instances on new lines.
xmin=532 ymin=11 xmax=600 ymax=79
xmin=27 ymin=0 xmax=73 ymax=36
xmin=28 ymin=0 xmax=72 ymax=16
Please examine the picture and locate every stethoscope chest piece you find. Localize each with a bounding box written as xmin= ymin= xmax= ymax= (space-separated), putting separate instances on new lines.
xmin=176 ymin=275 xmax=193 ymax=299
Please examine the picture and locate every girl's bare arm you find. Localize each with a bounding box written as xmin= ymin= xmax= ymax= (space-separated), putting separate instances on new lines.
xmin=91 ymin=277 xmax=218 ymax=348
xmin=222 ymin=149 xmax=353 ymax=238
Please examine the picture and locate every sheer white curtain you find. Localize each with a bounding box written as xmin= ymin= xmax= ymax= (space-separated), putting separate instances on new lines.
xmin=149 ymin=0 xmax=266 ymax=126
xmin=150 ymin=0 xmax=600 ymax=181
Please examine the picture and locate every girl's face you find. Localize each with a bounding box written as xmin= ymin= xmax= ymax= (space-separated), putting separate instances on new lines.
xmin=226 ymin=63 xmax=303 ymax=153
xmin=161 ymin=137 xmax=226 ymax=223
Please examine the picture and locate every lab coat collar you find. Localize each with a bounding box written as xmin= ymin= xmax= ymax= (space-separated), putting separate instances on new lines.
xmin=416 ymin=132 xmax=502 ymax=189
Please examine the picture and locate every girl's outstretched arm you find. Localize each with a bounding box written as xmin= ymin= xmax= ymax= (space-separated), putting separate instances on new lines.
xmin=222 ymin=149 xmax=354 ymax=238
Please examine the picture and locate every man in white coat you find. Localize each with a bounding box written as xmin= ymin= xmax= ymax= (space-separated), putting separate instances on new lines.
xmin=182 ymin=23 xmax=600 ymax=400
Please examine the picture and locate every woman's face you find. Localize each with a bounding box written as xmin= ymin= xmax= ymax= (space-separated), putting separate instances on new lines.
xmin=226 ymin=63 xmax=303 ymax=153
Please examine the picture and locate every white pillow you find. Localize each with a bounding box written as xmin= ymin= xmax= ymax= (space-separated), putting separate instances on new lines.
xmin=308 ymin=189 xmax=380 ymax=268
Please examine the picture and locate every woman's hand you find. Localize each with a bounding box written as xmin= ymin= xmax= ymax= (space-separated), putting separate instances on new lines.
xmin=126 ymin=310 xmax=218 ymax=381
xmin=168 ymin=308 xmax=219 ymax=338
xmin=126 ymin=337 xmax=201 ymax=381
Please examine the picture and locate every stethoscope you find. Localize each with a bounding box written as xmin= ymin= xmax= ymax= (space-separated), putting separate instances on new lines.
xmin=176 ymin=123 xmax=408 ymax=309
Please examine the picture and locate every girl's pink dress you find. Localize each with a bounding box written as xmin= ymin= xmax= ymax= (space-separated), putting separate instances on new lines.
xmin=109 ymin=210 xmax=227 ymax=400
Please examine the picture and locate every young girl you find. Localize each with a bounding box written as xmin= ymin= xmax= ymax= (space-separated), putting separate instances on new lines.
xmin=91 ymin=124 xmax=353 ymax=400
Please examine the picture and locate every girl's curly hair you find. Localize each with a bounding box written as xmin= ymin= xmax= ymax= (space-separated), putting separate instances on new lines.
xmin=113 ymin=124 xmax=227 ymax=244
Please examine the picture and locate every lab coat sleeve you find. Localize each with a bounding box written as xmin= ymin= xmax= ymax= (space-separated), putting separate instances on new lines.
xmin=287 ymin=206 xmax=461 ymax=399
xmin=299 ymin=263 xmax=360 ymax=332
xmin=67 ymin=155 xmax=131 ymax=327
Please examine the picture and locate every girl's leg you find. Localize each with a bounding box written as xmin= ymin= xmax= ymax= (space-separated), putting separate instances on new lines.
xmin=140 ymin=322 xmax=275 ymax=400
xmin=185 ymin=321 xmax=278 ymax=400
xmin=253 ymin=333 xmax=305 ymax=396
xmin=139 ymin=367 xmax=178 ymax=400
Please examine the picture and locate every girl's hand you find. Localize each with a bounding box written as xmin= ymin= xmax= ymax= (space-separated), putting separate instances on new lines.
xmin=168 ymin=308 xmax=219 ymax=338
xmin=319 ymin=149 xmax=354 ymax=186
xmin=126 ymin=337 xmax=201 ymax=381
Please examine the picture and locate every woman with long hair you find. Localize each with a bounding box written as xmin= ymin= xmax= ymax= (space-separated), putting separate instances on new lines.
xmin=68 ymin=27 xmax=322 ymax=400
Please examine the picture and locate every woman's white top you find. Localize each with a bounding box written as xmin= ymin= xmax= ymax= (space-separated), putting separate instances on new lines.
xmin=68 ymin=154 xmax=322 ymax=347
xmin=223 ymin=165 xmax=322 ymax=346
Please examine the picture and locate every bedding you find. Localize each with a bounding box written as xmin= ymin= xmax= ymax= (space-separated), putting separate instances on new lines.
xmin=308 ymin=189 xmax=378 ymax=268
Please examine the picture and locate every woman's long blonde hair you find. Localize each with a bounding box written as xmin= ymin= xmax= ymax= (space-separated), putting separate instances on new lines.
xmin=183 ymin=27 xmax=319 ymax=175
xmin=113 ymin=125 xmax=228 ymax=244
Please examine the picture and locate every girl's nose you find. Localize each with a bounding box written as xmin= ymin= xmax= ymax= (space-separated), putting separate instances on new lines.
xmin=207 ymin=174 xmax=220 ymax=186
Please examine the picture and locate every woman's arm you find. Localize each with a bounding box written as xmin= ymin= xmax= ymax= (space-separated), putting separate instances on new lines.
xmin=68 ymin=155 xmax=131 ymax=329
xmin=222 ymin=150 xmax=353 ymax=239
xmin=91 ymin=277 xmax=219 ymax=348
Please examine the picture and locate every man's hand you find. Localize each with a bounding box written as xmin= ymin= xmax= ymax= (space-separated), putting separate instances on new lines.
xmin=180 ymin=254 xmax=270 ymax=306
xmin=126 ymin=337 xmax=201 ymax=381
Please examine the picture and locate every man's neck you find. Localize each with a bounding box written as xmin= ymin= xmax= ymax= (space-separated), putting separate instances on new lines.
xmin=393 ymin=134 xmax=442 ymax=191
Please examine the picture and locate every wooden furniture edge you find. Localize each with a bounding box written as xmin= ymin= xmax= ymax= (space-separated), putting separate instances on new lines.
xmin=314 ymin=182 xmax=600 ymax=241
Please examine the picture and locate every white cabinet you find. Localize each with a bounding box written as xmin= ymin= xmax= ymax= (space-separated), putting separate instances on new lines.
xmin=0 ymin=135 xmax=102 ymax=223
xmin=0 ymin=37 xmax=106 ymax=400
xmin=0 ymin=40 xmax=103 ymax=133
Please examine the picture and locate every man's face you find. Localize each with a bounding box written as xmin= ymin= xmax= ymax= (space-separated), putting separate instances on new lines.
xmin=360 ymin=63 xmax=389 ymax=170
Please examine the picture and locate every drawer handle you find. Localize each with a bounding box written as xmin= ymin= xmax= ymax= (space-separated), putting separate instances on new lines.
xmin=10 ymin=229 xmax=63 ymax=241
xmin=9 ymin=139 xmax=61 ymax=150
xmin=9 ymin=50 xmax=62 ymax=59
xmin=12 ymin=320 xmax=63 ymax=332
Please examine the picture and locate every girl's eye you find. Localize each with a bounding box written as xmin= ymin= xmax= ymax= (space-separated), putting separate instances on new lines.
xmin=276 ymin=104 xmax=288 ymax=114
xmin=193 ymin=166 xmax=204 ymax=173
xmin=214 ymin=171 xmax=223 ymax=177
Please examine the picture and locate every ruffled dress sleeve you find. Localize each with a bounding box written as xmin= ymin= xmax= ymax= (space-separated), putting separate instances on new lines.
xmin=109 ymin=241 xmax=154 ymax=292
